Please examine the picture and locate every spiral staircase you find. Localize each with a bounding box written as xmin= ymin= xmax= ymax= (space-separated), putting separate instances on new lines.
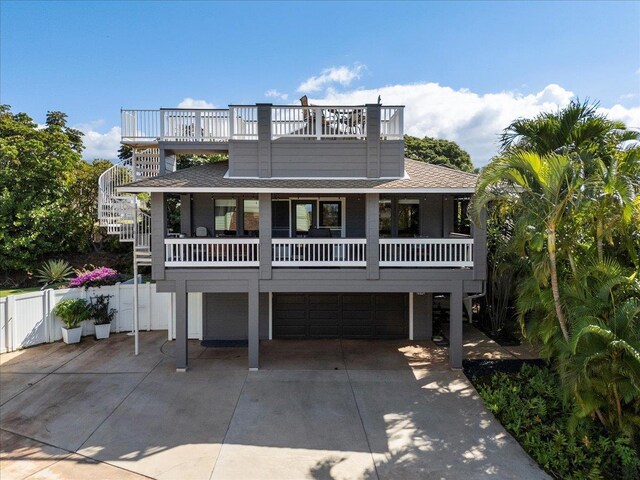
xmin=97 ymin=148 xmax=162 ymax=267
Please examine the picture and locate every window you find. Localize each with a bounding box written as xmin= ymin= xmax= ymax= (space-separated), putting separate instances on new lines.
xmin=214 ymin=199 xmax=237 ymax=236
xmin=319 ymin=201 xmax=341 ymax=229
xmin=398 ymin=199 xmax=420 ymax=237
xmin=453 ymin=196 xmax=471 ymax=235
xmin=272 ymin=200 xmax=290 ymax=238
xmin=379 ymin=199 xmax=392 ymax=237
xmin=243 ymin=199 xmax=259 ymax=236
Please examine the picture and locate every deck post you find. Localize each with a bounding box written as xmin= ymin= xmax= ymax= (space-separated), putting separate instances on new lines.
xmin=151 ymin=192 xmax=166 ymax=281
xmin=449 ymin=282 xmax=463 ymax=369
xmin=366 ymin=193 xmax=379 ymax=280
xmin=175 ymin=280 xmax=189 ymax=371
xmin=259 ymin=193 xmax=272 ymax=280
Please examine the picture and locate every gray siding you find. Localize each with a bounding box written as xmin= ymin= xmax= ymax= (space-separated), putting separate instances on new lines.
xmin=228 ymin=141 xmax=259 ymax=177
xmin=380 ymin=141 xmax=405 ymax=177
xmin=271 ymin=141 xmax=368 ymax=177
xmin=204 ymin=292 xmax=269 ymax=340
xmin=191 ymin=193 xmax=214 ymax=236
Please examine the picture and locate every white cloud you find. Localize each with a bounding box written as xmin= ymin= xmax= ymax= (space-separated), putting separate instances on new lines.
xmin=78 ymin=125 xmax=121 ymax=161
xmin=265 ymin=89 xmax=289 ymax=101
xmin=309 ymin=82 xmax=640 ymax=166
xmin=600 ymin=104 xmax=640 ymax=129
xmin=298 ymin=64 xmax=365 ymax=93
xmin=177 ymin=98 xmax=216 ymax=109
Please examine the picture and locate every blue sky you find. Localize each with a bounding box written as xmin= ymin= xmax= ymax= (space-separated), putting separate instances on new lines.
xmin=2 ymin=0 xmax=639 ymax=165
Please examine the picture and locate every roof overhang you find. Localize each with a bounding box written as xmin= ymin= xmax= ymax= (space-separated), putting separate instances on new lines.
xmin=117 ymin=186 xmax=476 ymax=194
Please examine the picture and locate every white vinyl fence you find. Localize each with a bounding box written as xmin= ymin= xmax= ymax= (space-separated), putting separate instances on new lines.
xmin=0 ymin=284 xmax=203 ymax=354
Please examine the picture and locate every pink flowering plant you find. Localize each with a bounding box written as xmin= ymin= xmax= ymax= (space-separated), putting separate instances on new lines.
xmin=68 ymin=266 xmax=124 ymax=289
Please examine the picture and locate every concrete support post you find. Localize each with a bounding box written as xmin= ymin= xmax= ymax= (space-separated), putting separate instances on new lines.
xmin=259 ymin=193 xmax=272 ymax=280
xmin=248 ymin=281 xmax=260 ymax=370
xmin=365 ymin=193 xmax=379 ymax=280
xmin=175 ymin=280 xmax=189 ymax=371
xmin=449 ymin=282 xmax=463 ymax=369
xmin=366 ymin=104 xmax=381 ymax=178
xmin=257 ymin=104 xmax=272 ymax=178
xmin=151 ymin=192 xmax=166 ymax=281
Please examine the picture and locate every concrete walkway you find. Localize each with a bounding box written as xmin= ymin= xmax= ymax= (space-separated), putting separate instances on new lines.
xmin=1 ymin=331 xmax=547 ymax=480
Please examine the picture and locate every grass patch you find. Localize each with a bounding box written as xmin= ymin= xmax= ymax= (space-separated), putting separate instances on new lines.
xmin=470 ymin=364 xmax=640 ymax=479
xmin=0 ymin=287 xmax=41 ymax=298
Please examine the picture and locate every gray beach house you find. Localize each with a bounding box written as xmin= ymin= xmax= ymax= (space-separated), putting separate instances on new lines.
xmin=98 ymin=102 xmax=486 ymax=371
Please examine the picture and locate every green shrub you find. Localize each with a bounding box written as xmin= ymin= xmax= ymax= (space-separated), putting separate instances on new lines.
xmin=52 ymin=299 xmax=90 ymax=329
xmin=474 ymin=364 xmax=640 ymax=479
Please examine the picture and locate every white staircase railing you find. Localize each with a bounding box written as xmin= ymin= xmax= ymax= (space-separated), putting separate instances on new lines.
xmin=98 ymin=148 xmax=160 ymax=265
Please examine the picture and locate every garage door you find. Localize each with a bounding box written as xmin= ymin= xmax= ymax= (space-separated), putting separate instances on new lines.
xmin=273 ymin=293 xmax=408 ymax=339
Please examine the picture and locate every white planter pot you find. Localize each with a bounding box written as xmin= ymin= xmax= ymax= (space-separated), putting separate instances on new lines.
xmin=62 ymin=326 xmax=82 ymax=344
xmin=94 ymin=323 xmax=112 ymax=340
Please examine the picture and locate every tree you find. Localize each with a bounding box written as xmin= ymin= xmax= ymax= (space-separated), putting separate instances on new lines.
xmin=0 ymin=106 xmax=87 ymax=271
xmin=404 ymin=135 xmax=474 ymax=172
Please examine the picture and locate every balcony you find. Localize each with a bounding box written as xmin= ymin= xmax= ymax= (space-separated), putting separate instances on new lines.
xmin=163 ymin=237 xmax=474 ymax=269
xmin=121 ymin=105 xmax=404 ymax=144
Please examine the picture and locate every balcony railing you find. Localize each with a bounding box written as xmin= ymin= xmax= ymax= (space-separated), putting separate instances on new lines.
xmin=379 ymin=238 xmax=474 ymax=267
xmin=272 ymin=238 xmax=367 ymax=267
xmin=165 ymin=238 xmax=260 ymax=267
xmin=121 ymin=105 xmax=404 ymax=143
xmin=164 ymin=237 xmax=473 ymax=268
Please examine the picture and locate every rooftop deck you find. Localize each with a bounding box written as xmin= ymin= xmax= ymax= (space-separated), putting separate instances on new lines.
xmin=121 ymin=105 xmax=404 ymax=145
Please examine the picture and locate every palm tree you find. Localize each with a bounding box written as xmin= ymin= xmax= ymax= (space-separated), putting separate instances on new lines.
xmin=473 ymin=151 xmax=584 ymax=342
xmin=500 ymin=99 xmax=639 ymax=158
xmin=586 ymin=148 xmax=640 ymax=263
xmin=559 ymin=258 xmax=640 ymax=434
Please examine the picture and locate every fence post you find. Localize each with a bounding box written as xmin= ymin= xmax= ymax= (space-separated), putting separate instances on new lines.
xmin=114 ymin=282 xmax=121 ymax=333
xmin=7 ymin=295 xmax=16 ymax=352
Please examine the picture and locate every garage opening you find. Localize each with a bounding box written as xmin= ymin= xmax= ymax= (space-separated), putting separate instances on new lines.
xmin=273 ymin=293 xmax=408 ymax=339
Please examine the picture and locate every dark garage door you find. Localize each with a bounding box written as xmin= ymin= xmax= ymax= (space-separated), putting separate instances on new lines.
xmin=273 ymin=293 xmax=408 ymax=339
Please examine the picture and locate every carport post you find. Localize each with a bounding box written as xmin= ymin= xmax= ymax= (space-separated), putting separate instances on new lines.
xmin=449 ymin=282 xmax=463 ymax=369
xmin=248 ymin=285 xmax=259 ymax=370
xmin=175 ymin=281 xmax=189 ymax=371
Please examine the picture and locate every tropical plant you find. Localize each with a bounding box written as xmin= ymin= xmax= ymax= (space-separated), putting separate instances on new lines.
xmin=53 ymin=298 xmax=90 ymax=329
xmin=35 ymin=259 xmax=74 ymax=287
xmin=89 ymin=294 xmax=116 ymax=325
xmin=475 ymin=364 xmax=640 ymax=479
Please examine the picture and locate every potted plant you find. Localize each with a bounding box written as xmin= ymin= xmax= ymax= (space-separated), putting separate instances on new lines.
xmin=89 ymin=294 xmax=116 ymax=339
xmin=53 ymin=299 xmax=90 ymax=344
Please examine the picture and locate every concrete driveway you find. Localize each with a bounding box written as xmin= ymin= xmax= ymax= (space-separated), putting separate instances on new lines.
xmin=0 ymin=332 xmax=547 ymax=480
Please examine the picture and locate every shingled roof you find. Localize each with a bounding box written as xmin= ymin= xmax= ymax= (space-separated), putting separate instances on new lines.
xmin=118 ymin=159 xmax=477 ymax=194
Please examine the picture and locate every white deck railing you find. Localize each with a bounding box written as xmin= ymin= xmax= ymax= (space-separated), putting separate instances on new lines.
xmin=380 ymin=106 xmax=404 ymax=140
xmin=271 ymin=106 xmax=367 ymax=139
xmin=165 ymin=238 xmax=260 ymax=267
xmin=379 ymin=238 xmax=474 ymax=267
xmin=161 ymin=109 xmax=232 ymax=141
xmin=121 ymin=106 xmax=403 ymax=142
xmin=163 ymin=237 xmax=472 ymax=268
xmin=272 ymin=238 xmax=367 ymax=267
